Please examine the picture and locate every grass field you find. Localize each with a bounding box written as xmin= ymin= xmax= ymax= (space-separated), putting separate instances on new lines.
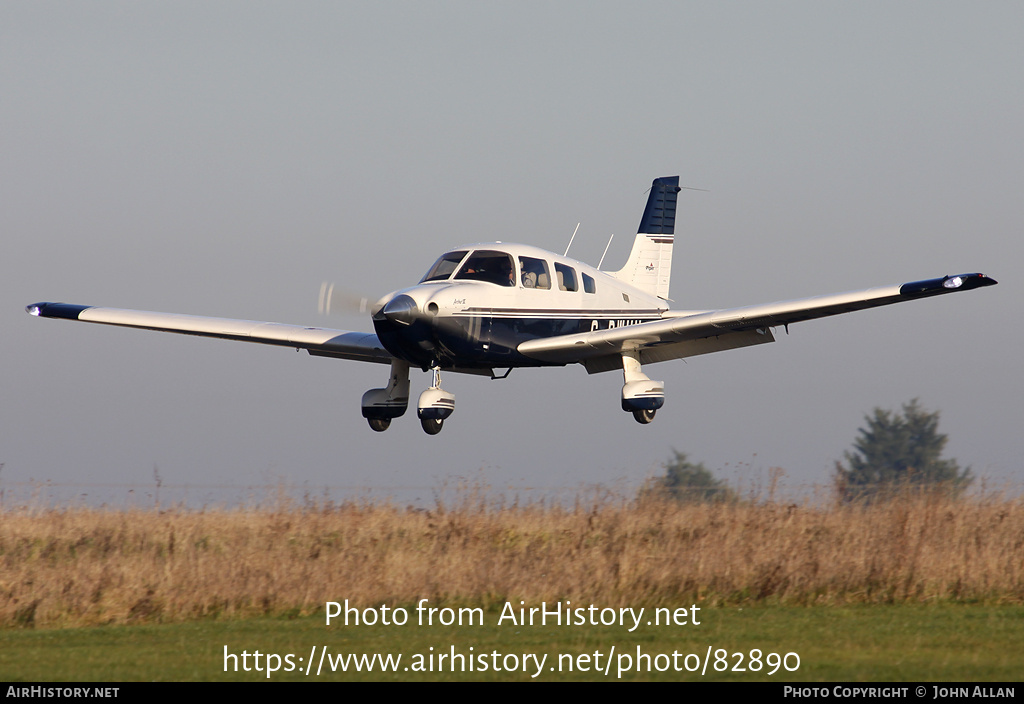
xmin=1 ymin=489 xmax=1021 ymax=681
xmin=2 ymin=605 xmax=1021 ymax=681
xmin=3 ymin=490 xmax=1022 ymax=630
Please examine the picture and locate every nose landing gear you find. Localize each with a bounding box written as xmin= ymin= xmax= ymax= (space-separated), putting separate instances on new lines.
xmin=420 ymin=417 xmax=444 ymax=435
xmin=417 ymin=366 xmax=455 ymax=435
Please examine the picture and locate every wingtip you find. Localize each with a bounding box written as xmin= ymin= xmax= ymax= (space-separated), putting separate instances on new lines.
xmin=951 ymin=272 xmax=998 ymax=289
xmin=25 ymin=302 xmax=93 ymax=319
xmin=899 ymin=273 xmax=998 ymax=298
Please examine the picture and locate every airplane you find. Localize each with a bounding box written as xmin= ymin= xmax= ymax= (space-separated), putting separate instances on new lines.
xmin=27 ymin=176 xmax=997 ymax=435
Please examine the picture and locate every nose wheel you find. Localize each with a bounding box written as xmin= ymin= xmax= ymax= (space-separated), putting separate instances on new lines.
xmin=420 ymin=418 xmax=444 ymax=435
xmin=416 ymin=366 xmax=455 ymax=434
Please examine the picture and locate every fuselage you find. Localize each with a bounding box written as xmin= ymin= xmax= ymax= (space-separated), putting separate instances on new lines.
xmin=371 ymin=242 xmax=668 ymax=371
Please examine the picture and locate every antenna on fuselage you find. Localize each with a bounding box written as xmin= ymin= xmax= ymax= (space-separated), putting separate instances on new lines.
xmin=597 ymin=233 xmax=615 ymax=270
xmin=563 ymin=222 xmax=580 ymax=257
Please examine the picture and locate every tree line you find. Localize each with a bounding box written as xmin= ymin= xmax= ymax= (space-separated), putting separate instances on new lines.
xmin=643 ymin=399 xmax=973 ymax=504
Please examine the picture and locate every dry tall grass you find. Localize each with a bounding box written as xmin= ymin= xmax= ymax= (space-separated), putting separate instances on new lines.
xmin=2 ymin=489 xmax=1022 ymax=628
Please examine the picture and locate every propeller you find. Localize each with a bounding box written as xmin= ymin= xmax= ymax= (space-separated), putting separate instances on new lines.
xmin=319 ymin=282 xmax=491 ymax=360
xmin=318 ymin=282 xmax=374 ymax=316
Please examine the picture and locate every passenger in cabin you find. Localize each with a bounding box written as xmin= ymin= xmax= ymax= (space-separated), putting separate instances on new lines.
xmin=456 ymin=251 xmax=516 ymax=286
xmin=519 ymin=256 xmax=550 ymax=289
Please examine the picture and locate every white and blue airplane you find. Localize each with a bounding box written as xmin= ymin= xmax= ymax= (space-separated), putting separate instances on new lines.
xmin=27 ymin=176 xmax=997 ymax=434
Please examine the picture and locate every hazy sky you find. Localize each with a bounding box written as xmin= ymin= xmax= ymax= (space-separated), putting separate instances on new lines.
xmin=3 ymin=1 xmax=1021 ymax=506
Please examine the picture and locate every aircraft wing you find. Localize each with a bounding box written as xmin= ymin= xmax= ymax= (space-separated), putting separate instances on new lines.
xmin=517 ymin=273 xmax=997 ymax=374
xmin=25 ymin=302 xmax=393 ymax=364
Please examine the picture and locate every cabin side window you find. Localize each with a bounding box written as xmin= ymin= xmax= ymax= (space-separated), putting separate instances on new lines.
xmin=454 ymin=250 xmax=516 ymax=287
xmin=519 ymin=256 xmax=550 ymax=289
xmin=554 ymin=263 xmax=578 ymax=292
xmin=421 ymin=251 xmax=468 ymax=282
xmin=582 ymin=272 xmax=596 ymax=294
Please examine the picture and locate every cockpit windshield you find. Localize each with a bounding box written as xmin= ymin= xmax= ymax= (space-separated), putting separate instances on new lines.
xmin=454 ymin=250 xmax=515 ymax=287
xmin=421 ymin=251 xmax=468 ymax=282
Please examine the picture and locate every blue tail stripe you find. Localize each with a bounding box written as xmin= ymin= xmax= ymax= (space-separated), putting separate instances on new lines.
xmin=637 ymin=176 xmax=681 ymax=235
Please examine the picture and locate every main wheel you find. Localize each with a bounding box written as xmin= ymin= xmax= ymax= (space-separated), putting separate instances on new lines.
xmin=420 ymin=417 xmax=444 ymax=435
xmin=367 ymin=418 xmax=391 ymax=432
xmin=632 ymin=409 xmax=656 ymax=424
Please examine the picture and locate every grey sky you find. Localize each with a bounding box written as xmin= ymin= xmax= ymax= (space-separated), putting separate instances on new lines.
xmin=3 ymin=1 xmax=1021 ymax=505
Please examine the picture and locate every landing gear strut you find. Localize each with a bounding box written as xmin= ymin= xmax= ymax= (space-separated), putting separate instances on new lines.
xmin=417 ymin=366 xmax=455 ymax=435
xmin=361 ymin=359 xmax=410 ymax=432
xmin=620 ymin=350 xmax=664 ymax=424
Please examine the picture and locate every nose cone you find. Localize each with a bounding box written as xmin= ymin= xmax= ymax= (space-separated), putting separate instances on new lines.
xmin=381 ymin=294 xmax=418 ymax=327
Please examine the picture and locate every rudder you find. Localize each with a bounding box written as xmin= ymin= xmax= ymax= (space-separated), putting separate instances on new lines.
xmin=609 ymin=176 xmax=681 ymax=300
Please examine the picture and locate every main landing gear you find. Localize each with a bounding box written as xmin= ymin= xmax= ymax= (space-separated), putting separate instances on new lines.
xmin=362 ymin=353 xmax=662 ymax=432
xmin=361 ymin=362 xmax=455 ymax=435
xmin=361 ymin=359 xmax=410 ymax=432
xmin=632 ymin=408 xmax=657 ymax=424
xmin=620 ymin=351 xmax=664 ymax=425
xmin=368 ymin=418 xmax=392 ymax=432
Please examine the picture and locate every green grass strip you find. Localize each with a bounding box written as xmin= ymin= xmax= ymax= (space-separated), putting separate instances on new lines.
xmin=2 ymin=605 xmax=1021 ymax=682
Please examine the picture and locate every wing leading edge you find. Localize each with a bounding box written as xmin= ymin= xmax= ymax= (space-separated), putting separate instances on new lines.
xmin=25 ymin=302 xmax=393 ymax=364
xmin=517 ymin=273 xmax=997 ymax=373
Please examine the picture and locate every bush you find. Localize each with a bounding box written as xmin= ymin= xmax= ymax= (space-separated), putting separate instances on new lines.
xmin=834 ymin=399 xmax=972 ymax=503
xmin=641 ymin=450 xmax=737 ymax=503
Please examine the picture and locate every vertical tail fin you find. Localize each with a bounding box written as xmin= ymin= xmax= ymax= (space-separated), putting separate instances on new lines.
xmin=608 ymin=176 xmax=681 ymax=300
